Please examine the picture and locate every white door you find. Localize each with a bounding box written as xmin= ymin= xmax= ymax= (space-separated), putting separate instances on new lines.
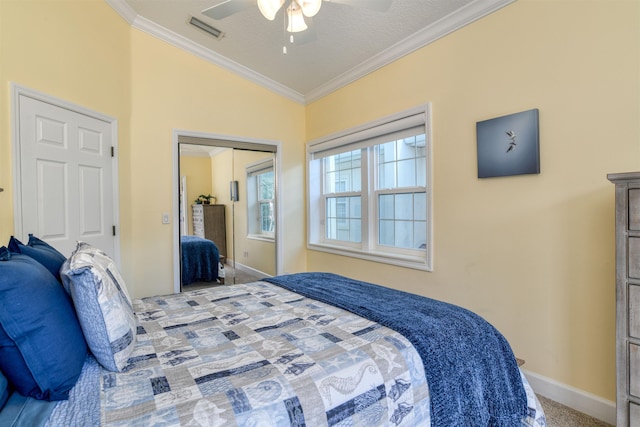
xmin=15 ymin=91 xmax=117 ymax=258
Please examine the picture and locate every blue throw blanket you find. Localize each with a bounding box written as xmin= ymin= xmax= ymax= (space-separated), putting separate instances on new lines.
xmin=264 ymin=273 xmax=527 ymax=427
xmin=180 ymin=236 xmax=219 ymax=285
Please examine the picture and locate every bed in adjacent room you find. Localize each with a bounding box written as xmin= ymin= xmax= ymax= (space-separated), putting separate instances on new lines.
xmin=0 ymin=238 xmax=546 ymax=427
xmin=180 ymin=235 xmax=220 ymax=285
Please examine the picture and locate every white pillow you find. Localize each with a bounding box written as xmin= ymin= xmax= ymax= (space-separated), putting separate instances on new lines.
xmin=60 ymin=242 xmax=136 ymax=372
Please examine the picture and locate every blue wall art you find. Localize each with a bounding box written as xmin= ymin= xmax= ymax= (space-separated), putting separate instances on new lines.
xmin=476 ymin=109 xmax=540 ymax=178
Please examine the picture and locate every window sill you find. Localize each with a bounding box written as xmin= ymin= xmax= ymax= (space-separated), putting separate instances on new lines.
xmin=247 ymin=234 xmax=275 ymax=243
xmin=307 ymin=242 xmax=432 ymax=271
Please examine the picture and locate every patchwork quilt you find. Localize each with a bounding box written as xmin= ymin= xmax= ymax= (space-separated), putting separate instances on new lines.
xmin=48 ymin=280 xmax=546 ymax=426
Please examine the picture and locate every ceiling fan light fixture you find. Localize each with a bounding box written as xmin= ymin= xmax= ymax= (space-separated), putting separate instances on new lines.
xmin=257 ymin=0 xmax=285 ymax=20
xmin=298 ymin=0 xmax=322 ymax=17
xmin=286 ymin=3 xmax=308 ymax=32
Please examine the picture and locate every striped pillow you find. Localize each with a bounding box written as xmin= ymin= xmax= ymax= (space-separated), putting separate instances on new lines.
xmin=60 ymin=242 xmax=136 ymax=372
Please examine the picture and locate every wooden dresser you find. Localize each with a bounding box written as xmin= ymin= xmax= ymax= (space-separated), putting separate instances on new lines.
xmin=192 ymin=204 xmax=227 ymax=261
xmin=609 ymin=172 xmax=640 ymax=426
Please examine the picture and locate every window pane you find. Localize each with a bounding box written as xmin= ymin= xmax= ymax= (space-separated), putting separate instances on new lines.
xmin=349 ymin=219 xmax=362 ymax=242
xmin=378 ymin=141 xmax=397 ymax=162
xmin=414 ymin=192 xmax=427 ymax=221
xmin=327 ymin=197 xmax=336 ymax=217
xmin=377 ymin=191 xmax=426 ymax=249
xmin=260 ymin=202 xmax=274 ymax=233
xmin=414 ymin=221 xmax=427 ymax=250
xmin=376 ymin=135 xmax=426 ymax=190
xmin=379 ymin=194 xmax=394 ymax=220
xmin=379 ymin=162 xmax=396 ymax=189
xmin=416 ymin=155 xmax=426 ymax=187
xmin=258 ymin=171 xmax=274 ymax=199
xmin=397 ymin=159 xmax=416 ymax=188
xmin=324 ymin=150 xmax=361 ymax=193
xmin=397 ymin=139 xmax=415 ymax=160
xmin=395 ymin=220 xmax=413 ymax=249
xmin=326 ymin=218 xmax=337 ymax=239
xmin=351 ymin=169 xmax=361 ymax=192
xmin=326 ymin=196 xmax=361 ymax=243
xmin=325 ymin=171 xmax=336 ymax=193
xmin=379 ymin=219 xmax=394 ymax=246
xmin=349 ymin=197 xmax=361 ymax=218
xmin=395 ymin=193 xmax=413 ymax=220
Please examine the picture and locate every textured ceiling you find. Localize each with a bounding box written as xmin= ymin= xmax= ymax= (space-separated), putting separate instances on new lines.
xmin=108 ymin=0 xmax=515 ymax=103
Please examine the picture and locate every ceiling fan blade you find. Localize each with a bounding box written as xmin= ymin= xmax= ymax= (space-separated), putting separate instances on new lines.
xmin=328 ymin=0 xmax=392 ymax=12
xmin=202 ymin=0 xmax=255 ymax=20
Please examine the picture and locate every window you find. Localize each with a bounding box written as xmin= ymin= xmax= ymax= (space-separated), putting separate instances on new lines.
xmin=307 ymin=106 xmax=432 ymax=270
xmin=247 ymin=159 xmax=275 ymax=240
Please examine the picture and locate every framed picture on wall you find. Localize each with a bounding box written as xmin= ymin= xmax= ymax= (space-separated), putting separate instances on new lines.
xmin=476 ymin=109 xmax=540 ymax=178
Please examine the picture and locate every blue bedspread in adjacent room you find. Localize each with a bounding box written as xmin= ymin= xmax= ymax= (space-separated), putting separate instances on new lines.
xmin=265 ymin=273 xmax=528 ymax=427
xmin=180 ymin=235 xmax=219 ymax=285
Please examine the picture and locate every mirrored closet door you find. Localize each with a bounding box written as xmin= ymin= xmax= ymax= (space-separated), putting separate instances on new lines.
xmin=177 ymin=136 xmax=277 ymax=290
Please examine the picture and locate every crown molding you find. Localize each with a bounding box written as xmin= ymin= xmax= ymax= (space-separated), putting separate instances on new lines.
xmin=304 ymin=0 xmax=516 ymax=103
xmin=104 ymin=0 xmax=305 ymax=104
xmin=105 ymin=0 xmax=515 ymax=105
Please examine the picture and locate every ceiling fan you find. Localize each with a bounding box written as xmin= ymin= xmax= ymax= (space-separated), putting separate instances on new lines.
xmin=202 ymin=0 xmax=392 ymax=43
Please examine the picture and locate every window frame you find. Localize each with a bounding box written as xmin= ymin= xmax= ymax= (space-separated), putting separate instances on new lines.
xmin=306 ymin=105 xmax=433 ymax=271
xmin=246 ymin=158 xmax=275 ymax=242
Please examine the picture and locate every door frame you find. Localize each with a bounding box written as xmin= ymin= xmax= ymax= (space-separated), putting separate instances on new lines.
xmin=11 ymin=83 xmax=120 ymax=263
xmin=172 ymin=129 xmax=283 ymax=293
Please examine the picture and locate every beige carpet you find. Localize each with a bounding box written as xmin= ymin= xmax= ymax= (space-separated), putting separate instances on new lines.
xmin=538 ymin=395 xmax=612 ymax=427
xmin=182 ymin=264 xmax=265 ymax=291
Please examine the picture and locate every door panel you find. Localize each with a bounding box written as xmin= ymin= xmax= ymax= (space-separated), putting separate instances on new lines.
xmin=36 ymin=159 xmax=67 ymax=237
xmin=17 ymin=93 xmax=115 ymax=257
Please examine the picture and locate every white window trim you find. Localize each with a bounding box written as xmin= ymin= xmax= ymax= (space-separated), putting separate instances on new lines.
xmin=306 ymin=104 xmax=433 ymax=271
xmin=246 ymin=158 xmax=275 ymax=242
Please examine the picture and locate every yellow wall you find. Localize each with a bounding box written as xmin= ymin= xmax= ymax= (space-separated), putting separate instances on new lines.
xmin=306 ymin=0 xmax=640 ymax=402
xmin=127 ymin=29 xmax=305 ymax=298
xmin=0 ymin=0 xmax=131 ymax=243
xmin=1 ymin=0 xmax=637 ymax=407
xmin=179 ymin=155 xmax=213 ymax=234
xmin=0 ymin=1 xmax=307 ymax=300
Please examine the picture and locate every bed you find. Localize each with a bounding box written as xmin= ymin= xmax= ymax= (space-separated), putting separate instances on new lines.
xmin=180 ymin=235 xmax=220 ymax=285
xmin=0 ymin=238 xmax=546 ymax=427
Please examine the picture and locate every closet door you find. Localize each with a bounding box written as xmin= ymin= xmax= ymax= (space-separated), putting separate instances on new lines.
xmin=229 ymin=150 xmax=276 ymax=284
xmin=178 ymin=140 xmax=277 ymax=289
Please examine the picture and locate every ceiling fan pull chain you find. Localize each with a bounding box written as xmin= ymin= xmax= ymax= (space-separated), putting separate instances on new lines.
xmin=282 ymin=6 xmax=288 ymax=54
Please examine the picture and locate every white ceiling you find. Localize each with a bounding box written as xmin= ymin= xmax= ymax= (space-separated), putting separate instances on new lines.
xmin=107 ymin=0 xmax=515 ymax=104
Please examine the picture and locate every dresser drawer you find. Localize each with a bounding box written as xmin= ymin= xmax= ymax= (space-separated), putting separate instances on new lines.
xmin=631 ymin=344 xmax=640 ymax=399
xmin=630 ymin=238 xmax=640 ymax=279
xmin=630 ymin=189 xmax=640 ymax=231
xmin=631 ymin=402 xmax=640 ymax=427
xmin=631 ymin=285 xmax=640 ymax=339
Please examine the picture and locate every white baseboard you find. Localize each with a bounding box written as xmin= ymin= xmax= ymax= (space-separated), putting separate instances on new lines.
xmin=522 ymin=369 xmax=616 ymax=425
xmin=229 ymin=261 xmax=270 ymax=279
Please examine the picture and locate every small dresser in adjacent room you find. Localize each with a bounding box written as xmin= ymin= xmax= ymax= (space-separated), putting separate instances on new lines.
xmin=609 ymin=172 xmax=640 ymax=426
xmin=192 ymin=204 xmax=227 ymax=262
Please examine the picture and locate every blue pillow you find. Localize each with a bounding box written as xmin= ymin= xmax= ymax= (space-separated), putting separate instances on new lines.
xmin=60 ymin=242 xmax=136 ymax=372
xmin=7 ymin=235 xmax=66 ymax=282
xmin=0 ymin=247 xmax=87 ymax=401
xmin=0 ymin=370 xmax=9 ymax=410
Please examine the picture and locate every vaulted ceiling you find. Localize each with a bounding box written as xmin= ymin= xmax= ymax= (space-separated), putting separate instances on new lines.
xmin=107 ymin=0 xmax=515 ymax=104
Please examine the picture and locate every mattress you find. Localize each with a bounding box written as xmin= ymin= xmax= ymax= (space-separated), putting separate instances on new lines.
xmin=44 ymin=275 xmax=546 ymax=426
